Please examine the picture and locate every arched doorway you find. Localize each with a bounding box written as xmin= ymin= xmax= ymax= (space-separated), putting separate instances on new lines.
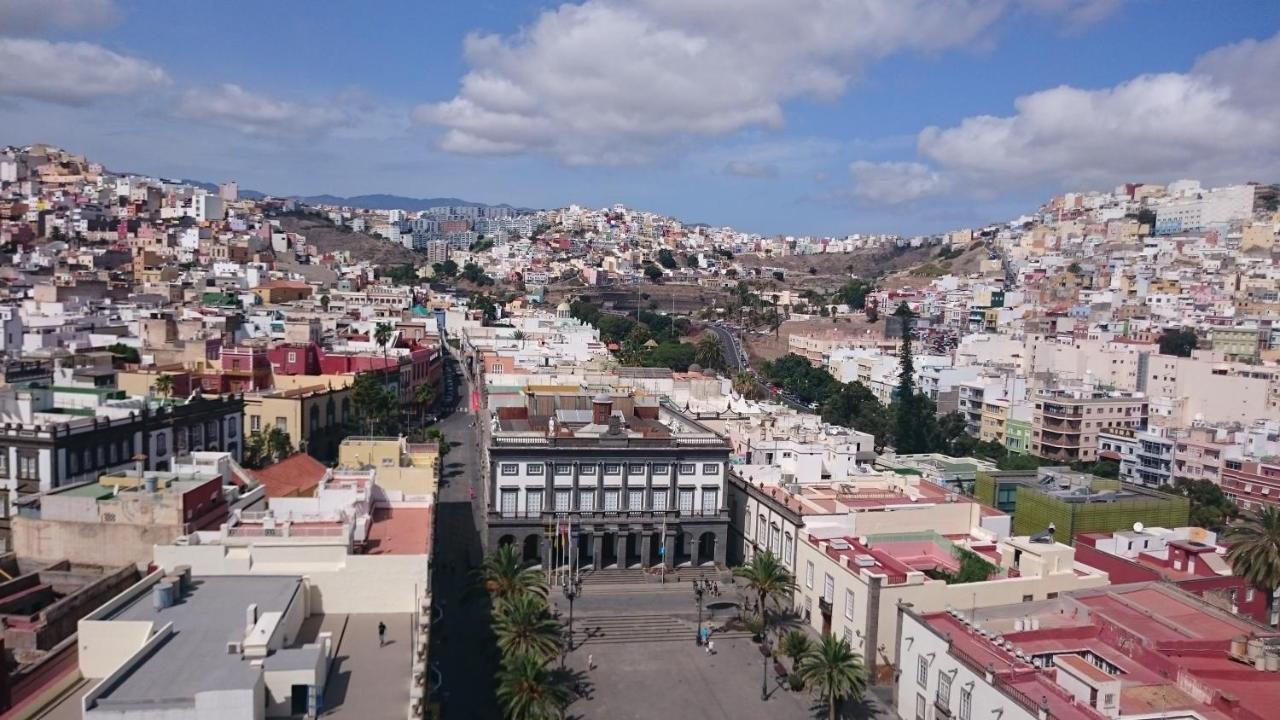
xmin=522 ymin=534 xmax=541 ymax=566
xmin=697 ymin=532 xmax=717 ymax=566
xmin=675 ymin=532 xmax=693 ymax=567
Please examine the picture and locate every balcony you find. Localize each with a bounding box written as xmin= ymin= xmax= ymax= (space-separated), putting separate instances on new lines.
xmin=1040 ymin=404 xmax=1084 ymax=418
xmin=818 ymin=597 xmax=833 ymax=617
xmin=488 ymin=509 xmax=729 ymax=526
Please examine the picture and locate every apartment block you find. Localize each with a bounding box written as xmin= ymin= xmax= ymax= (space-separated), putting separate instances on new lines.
xmin=1031 ymin=388 xmax=1147 ymax=463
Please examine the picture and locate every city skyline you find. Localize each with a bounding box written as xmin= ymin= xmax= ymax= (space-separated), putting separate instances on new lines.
xmin=1 ymin=1 xmax=1279 ymax=236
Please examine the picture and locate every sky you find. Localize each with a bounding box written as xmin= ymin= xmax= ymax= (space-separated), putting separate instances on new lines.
xmin=2 ymin=0 xmax=1279 ymax=236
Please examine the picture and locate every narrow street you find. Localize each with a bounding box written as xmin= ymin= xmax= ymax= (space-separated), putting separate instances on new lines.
xmin=428 ymin=354 xmax=501 ymax=719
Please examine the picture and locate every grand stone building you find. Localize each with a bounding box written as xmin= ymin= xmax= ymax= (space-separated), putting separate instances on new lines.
xmin=485 ymin=390 xmax=729 ymax=570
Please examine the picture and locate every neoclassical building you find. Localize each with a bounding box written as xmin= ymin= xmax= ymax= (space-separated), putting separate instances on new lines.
xmin=485 ymin=389 xmax=730 ymax=570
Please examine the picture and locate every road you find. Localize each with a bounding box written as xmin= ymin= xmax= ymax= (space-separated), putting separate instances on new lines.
xmin=709 ymin=323 xmax=812 ymax=412
xmin=426 ymin=353 xmax=502 ymax=719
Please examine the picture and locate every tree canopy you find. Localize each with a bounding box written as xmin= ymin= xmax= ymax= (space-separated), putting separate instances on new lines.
xmin=1159 ymin=328 xmax=1198 ymax=357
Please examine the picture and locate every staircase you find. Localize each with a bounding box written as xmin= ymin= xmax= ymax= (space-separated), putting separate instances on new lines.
xmin=569 ymin=613 xmax=752 ymax=646
xmin=577 ymin=566 xmax=729 ymax=588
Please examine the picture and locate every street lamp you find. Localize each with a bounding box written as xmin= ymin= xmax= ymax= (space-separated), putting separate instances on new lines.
xmin=759 ymin=639 xmax=772 ymax=701
xmin=692 ymin=578 xmax=708 ymax=645
xmin=561 ymin=576 xmax=582 ymax=652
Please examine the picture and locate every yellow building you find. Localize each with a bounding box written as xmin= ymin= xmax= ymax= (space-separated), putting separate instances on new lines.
xmin=1240 ymin=223 xmax=1276 ymax=252
xmin=244 ymin=384 xmax=351 ymax=462
xmin=338 ymin=436 xmax=439 ymax=501
xmin=979 ymin=398 xmax=1010 ymax=444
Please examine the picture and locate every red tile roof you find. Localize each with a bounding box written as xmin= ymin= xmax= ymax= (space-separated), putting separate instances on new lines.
xmin=251 ymin=453 xmax=328 ymax=498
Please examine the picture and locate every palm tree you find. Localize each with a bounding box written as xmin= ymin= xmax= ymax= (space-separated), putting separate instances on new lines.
xmin=732 ymin=371 xmax=762 ymax=400
xmin=694 ymin=332 xmax=724 ymax=370
xmin=374 ymin=322 xmax=394 ymax=362
xmin=495 ymin=653 xmax=573 ymax=720
xmin=512 ymin=330 xmax=527 ymax=349
xmin=244 ymin=431 xmax=268 ymax=468
xmin=265 ymin=427 xmax=293 ymax=461
xmin=1225 ymin=506 xmax=1280 ymax=621
xmin=779 ymin=629 xmax=815 ymax=671
xmin=796 ymin=634 xmax=867 ymax=720
xmin=152 ymin=373 xmax=174 ymax=400
xmin=414 ymin=381 xmax=437 ymax=424
xmin=492 ymin=593 xmax=563 ymax=662
xmin=732 ymin=550 xmax=796 ymax=639
xmin=479 ymin=545 xmax=548 ymax=605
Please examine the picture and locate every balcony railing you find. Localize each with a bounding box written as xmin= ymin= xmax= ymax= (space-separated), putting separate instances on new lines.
xmin=489 ymin=509 xmax=729 ymax=523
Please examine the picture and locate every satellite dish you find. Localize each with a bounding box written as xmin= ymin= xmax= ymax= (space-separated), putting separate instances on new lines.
xmin=1133 ymin=521 xmax=1144 ymax=533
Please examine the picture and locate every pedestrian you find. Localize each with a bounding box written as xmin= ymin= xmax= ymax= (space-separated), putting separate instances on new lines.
xmin=708 ymin=639 xmax=715 ymax=655
xmin=378 ymin=621 xmax=387 ymax=647
xmin=587 ymin=654 xmax=595 ymax=670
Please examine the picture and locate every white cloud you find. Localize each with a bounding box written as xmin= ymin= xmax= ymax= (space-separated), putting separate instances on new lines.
xmin=175 ymin=84 xmax=351 ymax=137
xmin=0 ymin=38 xmax=167 ymax=105
xmin=725 ymin=160 xmax=779 ymax=178
xmin=850 ymin=31 xmax=1280 ymax=203
xmin=849 ymin=161 xmax=949 ymax=204
xmin=0 ymin=0 xmax=117 ymax=35
xmin=415 ymin=0 xmax=1031 ymax=164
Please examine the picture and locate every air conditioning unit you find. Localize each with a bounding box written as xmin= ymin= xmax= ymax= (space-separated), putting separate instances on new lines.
xmin=854 ymin=554 xmax=876 ymax=568
xmin=226 ymin=641 xmax=242 ymax=655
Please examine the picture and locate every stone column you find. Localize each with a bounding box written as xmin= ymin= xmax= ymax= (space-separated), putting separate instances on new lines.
xmin=592 ymin=532 xmax=604 ymax=571
xmin=663 ymin=532 xmax=675 ymax=570
xmin=640 ymin=533 xmax=653 ymax=569
xmin=714 ymin=525 xmax=727 ymax=567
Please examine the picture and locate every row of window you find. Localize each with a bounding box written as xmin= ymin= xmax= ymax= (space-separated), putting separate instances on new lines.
xmin=916 ymin=660 xmax=971 ymax=720
xmin=753 ymin=514 xmax=795 ymax=565
xmin=499 ymin=487 xmax=718 ymax=515
xmin=500 ymin=462 xmax=721 ymax=477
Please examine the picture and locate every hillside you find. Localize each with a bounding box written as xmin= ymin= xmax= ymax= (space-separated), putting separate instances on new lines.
xmin=276 ymin=214 xmax=420 ymax=267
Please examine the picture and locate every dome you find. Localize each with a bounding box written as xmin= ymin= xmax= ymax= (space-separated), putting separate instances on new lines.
xmin=688 ymin=363 xmax=703 ymax=374
xmin=556 ymin=300 xmax=571 ymax=312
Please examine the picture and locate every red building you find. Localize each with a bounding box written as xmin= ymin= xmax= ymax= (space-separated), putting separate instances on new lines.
xmin=267 ymin=341 xmax=442 ymax=403
xmin=1221 ymin=458 xmax=1280 ymax=513
xmin=1075 ymin=527 xmax=1275 ymax=627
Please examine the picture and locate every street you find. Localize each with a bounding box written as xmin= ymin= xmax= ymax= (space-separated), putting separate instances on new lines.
xmin=427 ymin=354 xmax=502 ymax=719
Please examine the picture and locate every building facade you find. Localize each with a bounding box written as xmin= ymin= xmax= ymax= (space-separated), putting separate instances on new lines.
xmin=485 ymin=391 xmax=730 ymax=569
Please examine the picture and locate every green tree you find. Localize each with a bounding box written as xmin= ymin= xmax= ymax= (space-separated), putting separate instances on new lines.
xmin=265 ymin=426 xmax=293 ymax=461
xmin=1158 ymin=328 xmax=1198 ymax=358
xmin=478 ymin=545 xmax=548 ymax=606
xmin=152 ymin=373 xmax=175 ymax=399
xmin=433 ymin=259 xmax=459 ymax=278
xmin=471 ymin=294 xmax=499 ymax=323
xmin=732 ymin=551 xmax=797 ymax=637
xmin=892 ymin=303 xmax=930 ymax=453
xmin=732 ymin=371 xmax=765 ymax=400
xmin=106 ymin=342 xmax=140 ymax=364
xmin=244 ymin=431 xmax=269 ymax=468
xmin=495 ymin=654 xmax=573 ymax=720
xmin=1224 ymin=506 xmax=1280 ymax=625
xmin=833 ymin=279 xmax=873 ymax=310
xmin=644 ymin=264 xmax=664 ymax=282
xmin=1170 ymin=477 xmax=1239 ymax=530
xmin=374 ymin=322 xmax=394 ymax=366
xmin=685 ymin=253 xmax=700 ymax=268
xmin=997 ymin=453 xmax=1043 ymax=471
xmin=492 ymin=594 xmax=563 ymax=663
xmin=319 ymin=294 xmax=330 ymax=311
xmin=350 ymin=372 xmax=399 ymax=436
xmin=779 ymin=629 xmax=815 ymax=672
xmin=796 ymin=634 xmax=868 ymax=720
xmin=657 ymin=248 xmax=678 ymax=269
xmin=693 ymin=332 xmax=725 ymax=370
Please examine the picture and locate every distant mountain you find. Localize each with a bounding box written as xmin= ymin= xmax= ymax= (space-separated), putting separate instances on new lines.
xmin=297 ymin=193 xmax=522 ymax=211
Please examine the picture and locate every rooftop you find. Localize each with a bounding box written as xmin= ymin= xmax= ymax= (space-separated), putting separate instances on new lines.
xmin=922 ymin=582 xmax=1280 ymax=720
xmin=92 ymin=575 xmax=303 ymax=711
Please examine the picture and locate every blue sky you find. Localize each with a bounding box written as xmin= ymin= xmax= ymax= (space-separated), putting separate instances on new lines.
xmin=2 ymin=0 xmax=1279 ymax=235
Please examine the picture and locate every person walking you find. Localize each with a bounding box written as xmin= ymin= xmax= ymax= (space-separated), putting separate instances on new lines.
xmin=707 ymin=639 xmax=715 ymax=655
xmin=378 ymin=621 xmax=387 ymax=647
xmin=587 ymin=654 xmax=595 ymax=670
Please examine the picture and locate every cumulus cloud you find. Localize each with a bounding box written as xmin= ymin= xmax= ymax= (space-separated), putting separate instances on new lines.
xmin=849 ymin=161 xmax=950 ymax=204
xmin=175 ymin=84 xmax=351 ymax=137
xmin=414 ymin=0 xmax=1038 ymax=164
xmin=0 ymin=38 xmax=167 ymax=105
xmin=0 ymin=0 xmax=117 ymax=35
xmin=724 ymin=160 xmax=779 ymax=178
xmin=851 ymin=31 xmax=1280 ymax=203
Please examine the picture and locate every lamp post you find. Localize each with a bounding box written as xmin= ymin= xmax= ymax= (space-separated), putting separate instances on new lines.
xmin=562 ymin=576 xmax=582 ymax=652
xmin=693 ymin=578 xmax=708 ymax=644
xmin=760 ymin=639 xmax=772 ymax=701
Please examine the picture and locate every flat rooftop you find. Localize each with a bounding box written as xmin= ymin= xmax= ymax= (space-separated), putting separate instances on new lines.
xmin=93 ymin=575 xmax=302 ymax=710
xmin=365 ymin=506 xmax=432 ymax=555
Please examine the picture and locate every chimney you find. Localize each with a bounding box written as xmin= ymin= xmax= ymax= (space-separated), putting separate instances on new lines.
xmin=592 ymin=393 xmax=612 ymax=425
